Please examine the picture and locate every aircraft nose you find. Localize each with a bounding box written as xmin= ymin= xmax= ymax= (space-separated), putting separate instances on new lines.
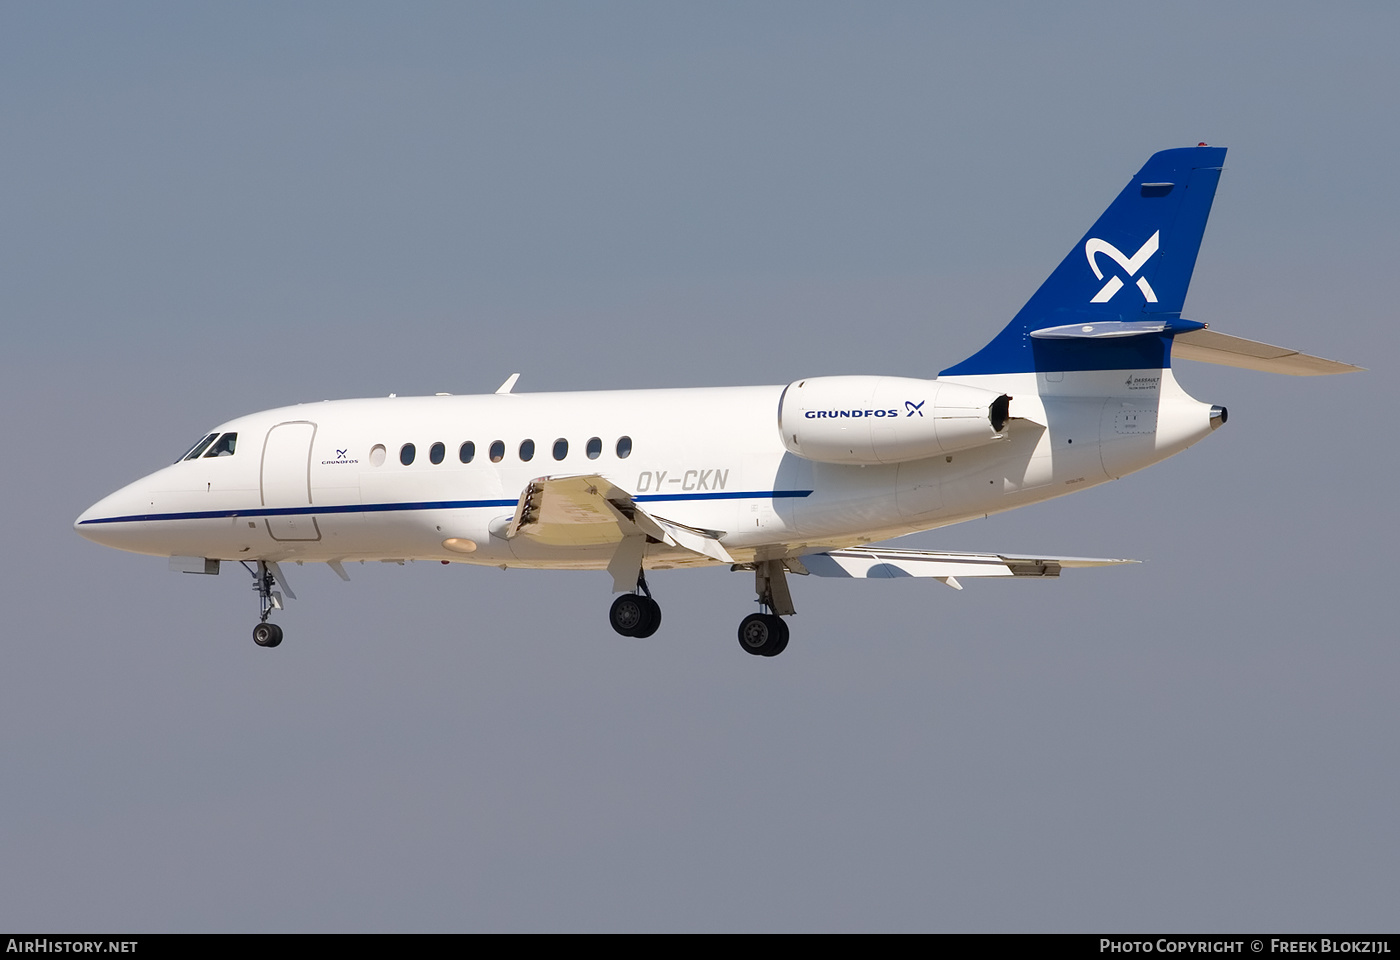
xmin=76 ymin=488 xmax=129 ymax=546
xmin=74 ymin=475 xmax=161 ymax=553
xmin=74 ymin=494 xmax=116 ymax=540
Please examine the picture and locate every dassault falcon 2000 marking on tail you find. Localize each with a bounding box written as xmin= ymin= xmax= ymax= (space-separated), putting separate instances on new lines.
xmin=76 ymin=146 xmax=1361 ymax=657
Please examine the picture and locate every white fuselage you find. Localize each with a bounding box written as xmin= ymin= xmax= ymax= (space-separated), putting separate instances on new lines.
xmin=75 ymin=367 xmax=1218 ymax=570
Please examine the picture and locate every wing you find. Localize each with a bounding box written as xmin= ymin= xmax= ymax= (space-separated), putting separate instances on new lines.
xmin=504 ymin=475 xmax=733 ymax=587
xmin=801 ymin=546 xmax=1136 ymax=590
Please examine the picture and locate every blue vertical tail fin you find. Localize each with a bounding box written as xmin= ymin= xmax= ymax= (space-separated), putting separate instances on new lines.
xmin=941 ymin=146 xmax=1227 ymax=377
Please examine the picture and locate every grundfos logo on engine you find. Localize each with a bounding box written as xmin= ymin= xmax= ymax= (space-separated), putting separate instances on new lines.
xmin=805 ymin=409 xmax=900 ymax=419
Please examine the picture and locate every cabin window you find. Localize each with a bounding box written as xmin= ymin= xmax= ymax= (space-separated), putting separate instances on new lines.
xmin=204 ymin=433 xmax=237 ymax=457
xmin=179 ymin=433 xmax=219 ymax=462
xmin=616 ymin=436 xmax=632 ymax=459
xmin=400 ymin=443 xmax=416 ymax=466
xmin=369 ymin=444 xmax=386 ymax=467
xmin=586 ymin=437 xmax=602 ymax=460
xmin=519 ymin=439 xmax=535 ymax=462
xmin=459 ymin=441 xmax=475 ymax=464
xmin=489 ymin=440 xmax=505 ymax=463
xmin=553 ymin=438 xmax=568 ymax=461
xmin=429 ymin=442 xmax=445 ymax=465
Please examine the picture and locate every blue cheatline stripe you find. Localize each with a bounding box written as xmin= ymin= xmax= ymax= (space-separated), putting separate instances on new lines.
xmin=77 ymin=489 xmax=814 ymax=525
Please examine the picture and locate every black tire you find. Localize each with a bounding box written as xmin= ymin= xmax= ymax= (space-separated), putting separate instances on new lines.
xmin=631 ymin=597 xmax=662 ymax=639
xmin=253 ymin=622 xmax=283 ymax=648
xmin=737 ymin=612 xmax=781 ymax=656
xmin=609 ymin=594 xmax=651 ymax=637
xmin=763 ymin=617 xmax=790 ymax=657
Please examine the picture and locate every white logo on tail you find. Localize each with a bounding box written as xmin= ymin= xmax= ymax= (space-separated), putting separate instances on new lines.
xmin=1085 ymin=231 xmax=1159 ymax=303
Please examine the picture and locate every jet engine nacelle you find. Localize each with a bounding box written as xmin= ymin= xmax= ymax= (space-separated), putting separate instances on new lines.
xmin=778 ymin=376 xmax=1010 ymax=465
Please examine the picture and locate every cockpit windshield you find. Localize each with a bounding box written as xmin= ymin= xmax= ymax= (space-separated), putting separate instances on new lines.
xmin=177 ymin=432 xmax=238 ymax=462
xmin=204 ymin=433 xmax=237 ymax=457
xmin=178 ymin=433 xmax=219 ymax=462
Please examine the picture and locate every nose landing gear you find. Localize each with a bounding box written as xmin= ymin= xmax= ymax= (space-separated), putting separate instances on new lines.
xmin=253 ymin=621 xmax=283 ymax=647
xmin=243 ymin=560 xmax=291 ymax=648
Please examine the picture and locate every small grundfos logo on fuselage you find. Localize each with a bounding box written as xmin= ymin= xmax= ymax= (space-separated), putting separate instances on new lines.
xmin=1086 ymin=231 xmax=1160 ymax=303
xmin=321 ymin=448 xmax=359 ymax=465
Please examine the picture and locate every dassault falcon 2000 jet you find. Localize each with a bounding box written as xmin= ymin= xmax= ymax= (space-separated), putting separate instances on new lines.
xmin=76 ymin=146 xmax=1360 ymax=657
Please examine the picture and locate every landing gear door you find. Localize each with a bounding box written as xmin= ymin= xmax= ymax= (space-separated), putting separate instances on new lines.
xmin=260 ymin=421 xmax=321 ymax=542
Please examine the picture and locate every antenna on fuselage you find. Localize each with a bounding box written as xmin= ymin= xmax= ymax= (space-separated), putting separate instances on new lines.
xmin=495 ymin=373 xmax=521 ymax=395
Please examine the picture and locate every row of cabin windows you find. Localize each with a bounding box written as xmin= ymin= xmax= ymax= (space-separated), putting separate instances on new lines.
xmin=395 ymin=436 xmax=632 ymax=467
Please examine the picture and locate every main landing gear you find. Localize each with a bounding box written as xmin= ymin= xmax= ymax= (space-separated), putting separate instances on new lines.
xmin=736 ymin=559 xmax=796 ymax=657
xmin=243 ymin=560 xmax=286 ymax=648
xmin=609 ymin=571 xmax=662 ymax=638
xmin=601 ymin=559 xmax=797 ymax=657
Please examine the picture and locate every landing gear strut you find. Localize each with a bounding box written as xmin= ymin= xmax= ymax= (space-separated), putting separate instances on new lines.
xmin=243 ymin=560 xmax=284 ymax=648
xmin=609 ymin=570 xmax=662 ymax=638
xmin=737 ymin=559 xmax=794 ymax=657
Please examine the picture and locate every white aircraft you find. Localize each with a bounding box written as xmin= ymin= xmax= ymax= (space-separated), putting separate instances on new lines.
xmin=75 ymin=146 xmax=1359 ymax=656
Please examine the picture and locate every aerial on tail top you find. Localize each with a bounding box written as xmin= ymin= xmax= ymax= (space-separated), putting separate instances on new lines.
xmin=74 ymin=146 xmax=1361 ymax=657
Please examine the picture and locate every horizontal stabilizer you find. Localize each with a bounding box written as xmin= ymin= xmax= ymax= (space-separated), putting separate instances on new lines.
xmin=803 ymin=547 xmax=1136 ymax=581
xmin=1030 ymin=319 xmax=1205 ymax=339
xmin=1172 ymin=329 xmax=1363 ymax=375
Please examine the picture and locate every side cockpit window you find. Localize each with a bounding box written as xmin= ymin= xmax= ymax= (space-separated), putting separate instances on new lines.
xmin=203 ymin=433 xmax=237 ymax=457
xmin=179 ymin=433 xmax=219 ymax=462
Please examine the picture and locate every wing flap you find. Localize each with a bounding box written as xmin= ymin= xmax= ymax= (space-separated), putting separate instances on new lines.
xmin=506 ymin=474 xmax=732 ymax=562
xmin=506 ymin=475 xmax=631 ymax=546
xmin=651 ymin=516 xmax=734 ymax=563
